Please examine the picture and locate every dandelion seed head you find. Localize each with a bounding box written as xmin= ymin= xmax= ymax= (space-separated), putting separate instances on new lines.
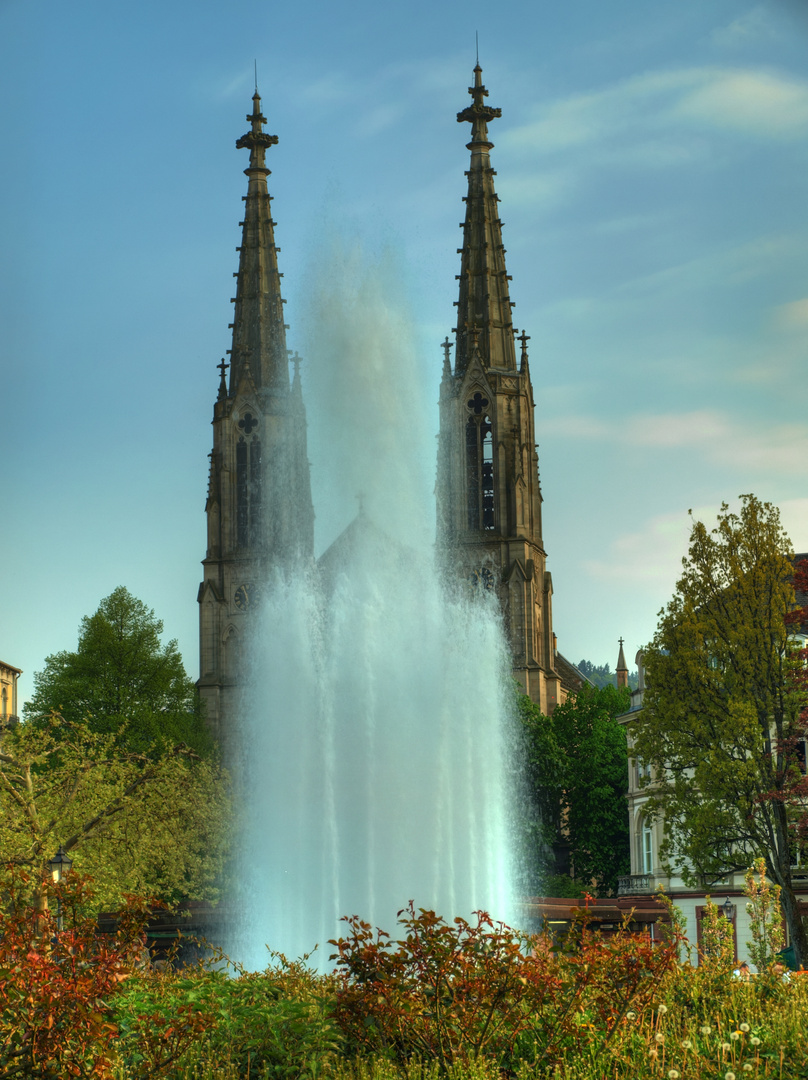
xmin=725 ymin=1073 xmax=736 ymax=1080
xmin=740 ymin=1023 xmax=750 ymax=1033
xmin=668 ymin=1071 xmax=680 ymax=1079
xmin=731 ymin=1031 xmax=741 ymax=1040
xmin=657 ymin=1004 xmax=668 ymax=1014
xmin=750 ymin=1036 xmax=761 ymax=1046
xmin=700 ymin=1025 xmax=712 ymax=1035
xmin=682 ymin=1039 xmax=692 ymax=1049
xmin=655 ymin=1032 xmax=665 ymax=1043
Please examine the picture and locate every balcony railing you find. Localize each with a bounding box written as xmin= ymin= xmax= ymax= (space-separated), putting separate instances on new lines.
xmin=617 ymin=874 xmax=653 ymax=896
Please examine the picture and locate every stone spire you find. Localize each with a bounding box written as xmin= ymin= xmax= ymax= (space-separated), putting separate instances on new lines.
xmin=454 ymin=64 xmax=517 ymax=376
xmin=228 ymin=91 xmax=289 ymax=394
xmin=617 ymin=638 xmax=629 ymax=689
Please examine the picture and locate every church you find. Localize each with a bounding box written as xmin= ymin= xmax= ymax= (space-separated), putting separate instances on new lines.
xmin=197 ymin=67 xmax=582 ymax=737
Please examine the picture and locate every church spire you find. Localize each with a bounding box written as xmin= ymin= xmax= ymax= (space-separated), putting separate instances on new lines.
xmin=229 ymin=90 xmax=289 ymax=394
xmin=616 ymin=638 xmax=629 ymax=689
xmin=454 ymin=64 xmax=516 ymax=376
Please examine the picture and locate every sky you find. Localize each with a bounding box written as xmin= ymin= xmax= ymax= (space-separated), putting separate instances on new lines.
xmin=2 ymin=0 xmax=808 ymax=705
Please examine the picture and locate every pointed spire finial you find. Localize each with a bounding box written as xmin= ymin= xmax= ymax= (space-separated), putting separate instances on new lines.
xmin=217 ymin=357 xmax=229 ymax=399
xmin=236 ymin=88 xmax=278 ymax=174
xmin=458 ymin=58 xmax=501 ymax=148
xmin=254 ymin=59 xmax=258 ymax=94
xmin=517 ymin=329 xmax=530 ymax=372
xmin=440 ymin=335 xmax=453 ymax=377
xmin=290 ymin=349 xmax=302 ymax=382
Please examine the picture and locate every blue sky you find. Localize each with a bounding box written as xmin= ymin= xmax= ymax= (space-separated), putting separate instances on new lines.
xmin=3 ymin=0 xmax=808 ymax=703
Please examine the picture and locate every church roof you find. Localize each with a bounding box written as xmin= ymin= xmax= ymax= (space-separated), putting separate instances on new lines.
xmin=453 ymin=64 xmax=518 ymax=377
xmin=555 ymin=652 xmax=591 ymax=693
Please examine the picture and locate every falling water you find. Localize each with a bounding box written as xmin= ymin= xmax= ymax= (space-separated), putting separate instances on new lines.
xmin=229 ymin=242 xmax=515 ymax=968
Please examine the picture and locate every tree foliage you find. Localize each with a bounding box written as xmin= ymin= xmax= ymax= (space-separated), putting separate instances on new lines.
xmin=0 ymin=712 xmax=231 ymax=911
xmin=632 ymin=494 xmax=808 ymax=966
xmin=519 ymin=684 xmax=631 ymax=896
xmin=23 ymin=587 xmax=210 ymax=756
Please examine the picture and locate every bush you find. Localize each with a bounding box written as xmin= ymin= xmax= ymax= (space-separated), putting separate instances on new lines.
xmin=328 ymin=900 xmax=680 ymax=1073
xmin=0 ymin=866 xmax=149 ymax=1079
xmin=112 ymin=947 xmax=342 ymax=1078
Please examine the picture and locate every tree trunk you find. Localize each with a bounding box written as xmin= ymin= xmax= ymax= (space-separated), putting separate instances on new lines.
xmin=779 ymin=880 xmax=808 ymax=969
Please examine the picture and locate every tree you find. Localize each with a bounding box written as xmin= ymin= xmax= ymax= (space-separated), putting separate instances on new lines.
xmin=633 ymin=495 xmax=808 ymax=966
xmin=0 ymin=712 xmax=231 ymax=911
xmin=519 ymin=684 xmax=631 ymax=896
xmin=24 ymin=587 xmax=210 ymax=756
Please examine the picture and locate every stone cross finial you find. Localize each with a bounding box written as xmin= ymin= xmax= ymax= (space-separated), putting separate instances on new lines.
xmin=236 ymin=91 xmax=278 ymax=171
xmin=457 ymin=63 xmax=502 ymax=146
xmin=440 ymin=336 xmax=452 ymax=375
xmin=217 ymin=358 xmax=229 ymax=400
xmin=517 ymin=330 xmax=530 ymax=357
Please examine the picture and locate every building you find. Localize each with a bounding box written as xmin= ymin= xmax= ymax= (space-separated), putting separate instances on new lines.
xmin=0 ymin=661 xmax=21 ymax=728
xmin=618 ymin=640 xmax=808 ymax=967
xmin=198 ymin=68 xmax=578 ymax=733
xmin=436 ymin=64 xmax=580 ymax=712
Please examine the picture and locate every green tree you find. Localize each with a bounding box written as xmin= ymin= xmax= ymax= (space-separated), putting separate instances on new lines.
xmin=519 ymin=684 xmax=631 ymax=896
xmin=0 ymin=712 xmax=230 ymax=910
xmin=633 ymin=495 xmax=808 ymax=966
xmin=24 ymin=587 xmax=210 ymax=756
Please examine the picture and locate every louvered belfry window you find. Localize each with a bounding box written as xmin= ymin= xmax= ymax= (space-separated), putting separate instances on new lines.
xmin=466 ymin=392 xmax=494 ymax=531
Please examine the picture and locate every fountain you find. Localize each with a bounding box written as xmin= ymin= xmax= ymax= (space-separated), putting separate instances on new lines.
xmin=228 ymin=243 xmax=516 ymax=969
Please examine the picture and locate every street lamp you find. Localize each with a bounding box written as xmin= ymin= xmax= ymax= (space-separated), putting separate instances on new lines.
xmin=48 ymin=845 xmax=73 ymax=933
xmin=722 ymin=896 xmax=735 ymax=921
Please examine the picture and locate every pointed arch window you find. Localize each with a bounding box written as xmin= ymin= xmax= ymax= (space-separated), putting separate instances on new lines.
xmin=466 ymin=392 xmax=495 ymax=530
xmin=236 ymin=433 xmax=262 ymax=548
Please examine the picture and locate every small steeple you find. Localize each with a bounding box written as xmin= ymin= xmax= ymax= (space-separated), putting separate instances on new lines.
xmin=616 ymin=638 xmax=629 ymax=689
xmin=454 ymin=64 xmax=517 ymax=376
xmin=440 ymin=335 xmax=453 ymax=379
xmin=290 ymin=350 xmax=303 ymax=398
xmin=228 ymin=90 xmax=289 ymax=396
xmin=216 ymin=357 xmax=228 ymax=401
xmin=517 ymin=329 xmax=530 ymax=375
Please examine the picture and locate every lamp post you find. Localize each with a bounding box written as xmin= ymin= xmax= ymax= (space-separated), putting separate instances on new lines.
xmin=722 ymin=896 xmax=736 ymax=921
xmin=48 ymin=845 xmax=73 ymax=933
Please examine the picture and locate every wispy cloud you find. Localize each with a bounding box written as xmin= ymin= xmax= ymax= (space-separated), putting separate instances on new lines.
xmin=502 ymin=65 xmax=808 ymax=162
xmin=582 ymin=494 xmax=808 ymax=594
xmin=774 ymin=297 xmax=808 ymax=330
xmin=583 ymin=508 xmax=693 ymax=585
xmin=674 ymin=69 xmax=808 ymax=135
xmin=710 ymin=6 xmax=782 ymax=49
xmin=543 ymin=408 xmax=808 ymax=476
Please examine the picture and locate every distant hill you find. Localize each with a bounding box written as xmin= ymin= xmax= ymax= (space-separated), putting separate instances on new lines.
xmin=576 ymin=659 xmax=639 ymax=691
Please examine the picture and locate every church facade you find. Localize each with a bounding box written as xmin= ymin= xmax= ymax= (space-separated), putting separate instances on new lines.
xmin=198 ymin=70 xmax=578 ymax=733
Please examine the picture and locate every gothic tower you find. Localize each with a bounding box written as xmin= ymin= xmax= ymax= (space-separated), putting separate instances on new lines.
xmin=197 ymin=91 xmax=314 ymax=739
xmin=437 ymin=65 xmax=572 ymax=712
